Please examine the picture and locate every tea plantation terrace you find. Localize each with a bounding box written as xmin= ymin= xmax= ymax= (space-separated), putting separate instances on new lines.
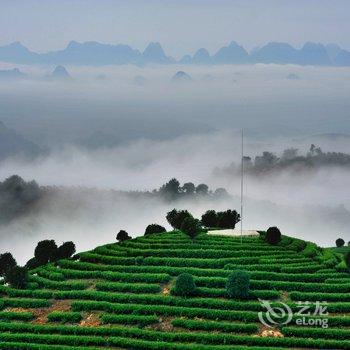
xmin=0 ymin=231 xmax=349 ymax=349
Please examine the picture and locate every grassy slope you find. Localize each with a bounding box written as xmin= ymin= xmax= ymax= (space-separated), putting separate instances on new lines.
xmin=0 ymin=231 xmax=349 ymax=350
xmin=328 ymin=246 xmax=350 ymax=255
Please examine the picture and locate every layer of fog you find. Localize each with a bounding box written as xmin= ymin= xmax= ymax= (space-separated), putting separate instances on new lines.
xmin=1 ymin=130 xmax=350 ymax=264
xmin=1 ymin=63 xmax=350 ymax=262
xmin=1 ymin=63 xmax=350 ymax=149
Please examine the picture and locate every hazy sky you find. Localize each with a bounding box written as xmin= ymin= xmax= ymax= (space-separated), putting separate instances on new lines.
xmin=0 ymin=0 xmax=349 ymax=58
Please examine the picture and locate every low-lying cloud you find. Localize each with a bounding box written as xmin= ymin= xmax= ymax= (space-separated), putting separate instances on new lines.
xmin=0 ymin=63 xmax=350 ymax=263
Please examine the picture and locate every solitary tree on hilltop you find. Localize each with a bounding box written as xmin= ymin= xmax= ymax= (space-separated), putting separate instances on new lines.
xmin=116 ymin=230 xmax=131 ymax=242
xmin=144 ymin=224 xmax=166 ymax=236
xmin=336 ymin=238 xmax=345 ymax=248
xmin=265 ymin=227 xmax=282 ymax=245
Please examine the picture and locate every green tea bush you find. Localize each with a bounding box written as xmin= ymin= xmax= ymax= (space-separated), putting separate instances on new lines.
xmin=0 ymin=311 xmax=34 ymax=321
xmin=172 ymin=273 xmax=197 ymax=297
xmin=101 ymin=314 xmax=159 ymax=327
xmin=47 ymin=312 xmax=82 ymax=324
xmin=2 ymin=298 xmax=51 ymax=308
xmin=290 ymin=291 xmax=350 ymax=302
xmin=171 ymin=318 xmax=258 ymax=334
xmin=96 ymin=282 xmax=161 ymax=294
xmin=226 ymin=270 xmax=250 ymax=299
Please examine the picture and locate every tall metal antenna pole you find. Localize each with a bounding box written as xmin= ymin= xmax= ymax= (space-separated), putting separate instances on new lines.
xmin=240 ymin=129 xmax=244 ymax=244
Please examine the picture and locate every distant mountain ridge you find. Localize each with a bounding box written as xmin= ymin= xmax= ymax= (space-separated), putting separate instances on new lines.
xmin=0 ymin=40 xmax=349 ymax=66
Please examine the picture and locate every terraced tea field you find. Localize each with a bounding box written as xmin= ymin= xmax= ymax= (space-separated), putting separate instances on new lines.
xmin=0 ymin=231 xmax=349 ymax=349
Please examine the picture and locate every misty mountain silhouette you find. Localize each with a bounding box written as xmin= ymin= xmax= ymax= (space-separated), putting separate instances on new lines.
xmin=192 ymin=48 xmax=211 ymax=64
xmin=0 ymin=40 xmax=349 ymax=66
xmin=212 ymin=41 xmax=249 ymax=64
xmin=0 ymin=41 xmax=40 ymax=63
xmin=0 ymin=121 xmax=43 ymax=161
xmin=142 ymin=42 xmax=170 ymax=63
xmin=49 ymin=65 xmax=71 ymax=80
xmin=171 ymin=71 xmax=192 ymax=83
xmin=251 ymin=42 xmax=300 ymax=64
xmin=0 ymin=68 xmax=26 ymax=80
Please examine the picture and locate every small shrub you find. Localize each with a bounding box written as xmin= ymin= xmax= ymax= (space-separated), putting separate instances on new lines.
xmin=226 ymin=270 xmax=250 ymax=299
xmin=4 ymin=266 xmax=28 ymax=289
xmin=172 ymin=273 xmax=197 ymax=297
xmin=336 ymin=238 xmax=345 ymax=248
xmin=0 ymin=252 xmax=17 ymax=277
xmin=145 ymin=224 xmax=166 ymax=236
xmin=116 ymin=230 xmax=131 ymax=242
xmin=180 ymin=217 xmax=200 ymax=240
xmin=265 ymin=227 xmax=281 ymax=245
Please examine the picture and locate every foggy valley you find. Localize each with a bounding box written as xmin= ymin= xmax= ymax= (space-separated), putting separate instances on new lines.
xmin=0 ymin=63 xmax=350 ymax=262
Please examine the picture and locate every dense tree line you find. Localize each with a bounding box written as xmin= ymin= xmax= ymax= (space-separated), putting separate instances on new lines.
xmin=0 ymin=175 xmax=41 ymax=223
xmin=158 ymin=178 xmax=228 ymax=201
xmin=0 ymin=239 xmax=76 ymax=289
xmin=216 ymin=144 xmax=350 ymax=176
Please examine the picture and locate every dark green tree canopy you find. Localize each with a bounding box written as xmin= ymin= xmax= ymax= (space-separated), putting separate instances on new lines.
xmin=0 ymin=175 xmax=41 ymax=223
xmin=4 ymin=265 xmax=28 ymax=289
xmin=0 ymin=252 xmax=17 ymax=276
xmin=182 ymin=182 xmax=195 ymax=194
xmin=196 ymin=183 xmax=209 ymax=195
xmin=166 ymin=209 xmax=193 ymax=229
xmin=265 ymin=227 xmax=282 ymax=245
xmin=217 ymin=210 xmax=240 ymax=229
xmin=116 ymin=230 xmax=131 ymax=242
xmin=201 ymin=210 xmax=218 ymax=228
xmin=56 ymin=241 xmax=76 ymax=259
xmin=144 ymin=224 xmax=166 ymax=236
xmin=181 ymin=216 xmax=200 ymax=240
xmin=336 ymin=238 xmax=345 ymax=247
xmin=34 ymin=240 xmax=58 ymax=264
